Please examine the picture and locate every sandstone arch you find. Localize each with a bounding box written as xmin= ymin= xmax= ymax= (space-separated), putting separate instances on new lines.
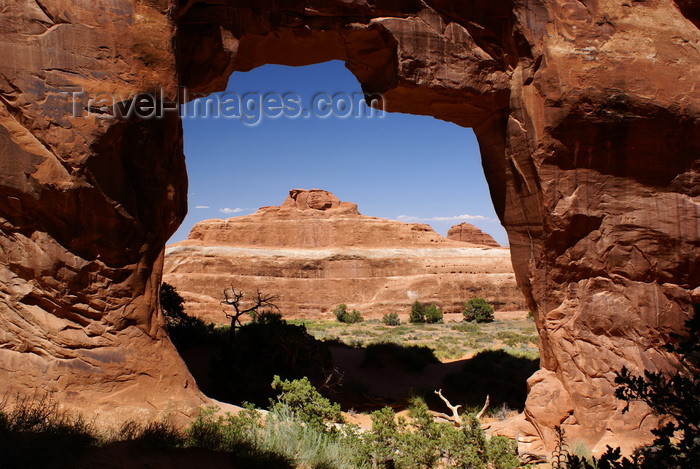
xmin=0 ymin=0 xmax=698 ymax=453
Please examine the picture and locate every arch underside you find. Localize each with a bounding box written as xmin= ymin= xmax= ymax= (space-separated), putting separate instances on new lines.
xmin=0 ymin=0 xmax=698 ymax=455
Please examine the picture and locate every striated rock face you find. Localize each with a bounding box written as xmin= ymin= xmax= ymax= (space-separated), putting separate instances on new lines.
xmin=164 ymin=190 xmax=521 ymax=322
xmin=0 ymin=0 xmax=206 ymax=424
xmin=0 ymin=0 xmax=698 ymax=455
xmin=448 ymin=223 xmax=500 ymax=247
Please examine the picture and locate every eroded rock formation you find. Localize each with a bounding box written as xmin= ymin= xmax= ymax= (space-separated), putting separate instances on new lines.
xmin=0 ymin=0 xmax=698 ymax=455
xmin=448 ymin=222 xmax=500 ymax=247
xmin=0 ymin=0 xmax=208 ymax=424
xmin=164 ymin=190 xmax=520 ymax=321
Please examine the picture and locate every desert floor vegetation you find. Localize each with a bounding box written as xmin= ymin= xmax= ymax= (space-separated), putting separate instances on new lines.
xmin=290 ymin=316 xmax=539 ymax=362
xmin=5 ymin=286 xmax=696 ymax=467
xmin=0 ymin=378 xmax=523 ymax=469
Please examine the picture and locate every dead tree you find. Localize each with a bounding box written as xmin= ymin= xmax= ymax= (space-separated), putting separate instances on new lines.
xmin=433 ymin=389 xmax=490 ymax=427
xmin=434 ymin=389 xmax=463 ymax=426
xmin=221 ymin=286 xmax=278 ymax=339
xmin=475 ymin=394 xmax=490 ymax=421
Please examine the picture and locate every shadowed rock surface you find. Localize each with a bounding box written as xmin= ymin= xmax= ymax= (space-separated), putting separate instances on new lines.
xmin=0 ymin=0 xmax=698 ymax=455
xmin=164 ymin=189 xmax=520 ymax=321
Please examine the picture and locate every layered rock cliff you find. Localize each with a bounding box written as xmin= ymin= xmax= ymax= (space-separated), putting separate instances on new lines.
xmin=164 ymin=190 xmax=521 ymax=322
xmin=448 ymin=222 xmax=500 ymax=247
xmin=0 ymin=0 xmax=697 ymax=455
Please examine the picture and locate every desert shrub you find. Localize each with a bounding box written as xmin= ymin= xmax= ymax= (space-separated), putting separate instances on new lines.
xmin=463 ymin=297 xmax=495 ymax=323
xmin=167 ymin=315 xmax=223 ymax=352
xmin=334 ymin=304 xmax=364 ymax=323
xmin=160 ymin=282 xmax=189 ymax=326
xmin=129 ymin=420 xmax=185 ymax=450
xmin=382 ymin=312 xmax=401 ymax=326
xmin=188 ymin=386 xmax=361 ymax=469
xmin=187 ymin=405 xmax=261 ymax=451
xmin=252 ymin=310 xmax=285 ymax=325
xmin=423 ymin=304 xmax=443 ymax=324
xmin=362 ymin=342 xmax=438 ymax=371
xmin=410 ymin=300 xmax=426 ymax=323
xmin=358 ymin=406 xmax=401 ymax=467
xmin=333 ymin=303 xmax=348 ymax=321
xmin=260 ymin=405 xmax=362 ymax=469
xmin=186 ymin=405 xmax=295 ymax=468
xmin=270 ymin=376 xmax=345 ymax=431
xmin=347 ymin=309 xmax=364 ymax=323
xmin=0 ymin=397 xmax=98 ymax=469
xmin=409 ymin=302 xmax=443 ymax=324
xmin=358 ymin=398 xmax=520 ymax=469
xmin=491 ymin=402 xmax=518 ymax=421
xmin=397 ymin=398 xmax=443 ymax=468
xmin=209 ymin=317 xmax=334 ymax=406
xmin=161 ymin=282 xmax=225 ymax=351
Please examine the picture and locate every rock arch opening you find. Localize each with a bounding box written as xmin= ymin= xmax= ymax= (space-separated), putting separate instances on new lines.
xmin=0 ymin=0 xmax=697 ymax=457
xmin=163 ymin=59 xmax=534 ymax=415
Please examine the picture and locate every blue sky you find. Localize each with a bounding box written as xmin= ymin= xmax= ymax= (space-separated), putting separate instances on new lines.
xmin=170 ymin=60 xmax=507 ymax=245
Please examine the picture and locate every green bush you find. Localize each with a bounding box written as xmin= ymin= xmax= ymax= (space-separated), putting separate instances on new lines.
xmin=382 ymin=312 xmax=401 ymax=326
xmin=160 ymin=282 xmax=186 ymax=324
xmin=160 ymin=282 xmax=202 ymax=330
xmin=188 ymin=390 xmax=361 ymax=469
xmin=333 ymin=303 xmax=348 ymax=321
xmin=1 ymin=380 xmax=523 ymax=469
xmin=463 ymin=298 xmax=495 ymax=323
xmin=186 ymin=405 xmax=305 ymax=468
xmin=410 ymin=301 xmax=443 ymax=324
xmin=252 ymin=310 xmax=285 ymax=325
xmin=408 ymin=300 xmax=443 ymax=324
xmin=347 ymin=310 xmax=364 ymax=323
xmin=358 ymin=398 xmax=520 ymax=469
xmin=410 ymin=300 xmax=426 ymax=323
xmin=166 ymin=314 xmax=223 ymax=351
xmin=334 ymin=304 xmax=364 ymax=323
xmin=270 ymin=376 xmax=345 ymax=431
xmin=423 ymin=304 xmax=443 ymax=324
xmin=259 ymin=405 xmax=361 ymax=469
xmin=161 ymin=282 xmax=225 ymax=352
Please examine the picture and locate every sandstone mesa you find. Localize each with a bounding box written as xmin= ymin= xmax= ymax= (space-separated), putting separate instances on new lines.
xmin=447 ymin=222 xmax=501 ymax=248
xmin=0 ymin=0 xmax=697 ymax=457
xmin=164 ymin=189 xmax=522 ymax=323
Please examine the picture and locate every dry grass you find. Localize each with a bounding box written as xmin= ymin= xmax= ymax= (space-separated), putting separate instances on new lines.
xmin=289 ymin=316 xmax=539 ymax=362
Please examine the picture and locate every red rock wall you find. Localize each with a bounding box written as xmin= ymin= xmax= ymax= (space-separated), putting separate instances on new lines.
xmin=0 ymin=0 xmax=205 ymax=423
xmin=164 ymin=190 xmax=522 ymax=321
xmin=0 ymin=0 xmax=698 ymax=454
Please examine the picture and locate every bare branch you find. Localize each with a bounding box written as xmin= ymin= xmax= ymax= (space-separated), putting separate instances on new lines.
xmin=435 ymin=389 xmax=462 ymax=426
xmin=221 ymin=286 xmax=279 ymax=339
xmin=475 ymin=394 xmax=490 ymax=421
xmin=319 ymin=367 xmax=344 ymax=393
